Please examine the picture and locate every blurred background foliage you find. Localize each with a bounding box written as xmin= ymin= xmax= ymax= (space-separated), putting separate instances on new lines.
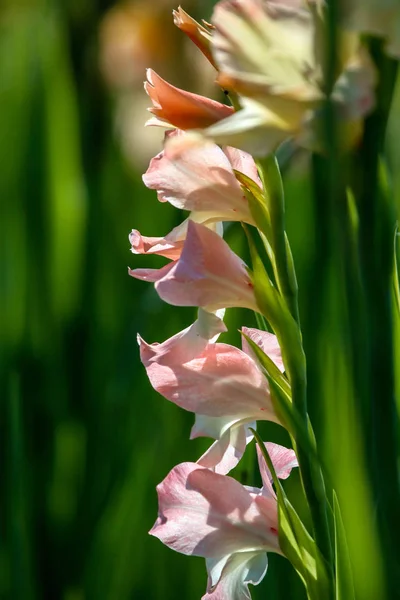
xmin=1 ymin=1 xmax=400 ymax=599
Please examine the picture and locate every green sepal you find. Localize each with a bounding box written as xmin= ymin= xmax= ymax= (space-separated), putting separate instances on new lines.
xmin=234 ymin=169 xmax=271 ymax=240
xmin=240 ymin=331 xmax=291 ymax=399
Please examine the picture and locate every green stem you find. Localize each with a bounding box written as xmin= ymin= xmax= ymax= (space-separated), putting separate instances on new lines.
xmin=254 ymin=156 xmax=334 ymax=576
xmin=285 ymin=349 xmax=334 ymax=581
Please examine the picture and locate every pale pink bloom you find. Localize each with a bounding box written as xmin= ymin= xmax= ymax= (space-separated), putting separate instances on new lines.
xmin=194 ymin=327 xmax=284 ymax=474
xmin=139 ymin=335 xmax=275 ymax=420
xmin=130 ymin=220 xmax=256 ymax=311
xmin=173 ymin=7 xmax=216 ymax=67
xmin=144 ymin=69 xmax=234 ymax=129
xmin=154 ymin=220 xmax=257 ymax=312
xmin=142 ymin=129 xmax=261 ymax=225
xmin=139 ymin=322 xmax=284 ymax=474
xmin=150 ymin=443 xmax=298 ymax=600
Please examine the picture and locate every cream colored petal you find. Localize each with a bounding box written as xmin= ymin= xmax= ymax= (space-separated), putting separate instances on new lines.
xmin=212 ymin=0 xmax=318 ymax=99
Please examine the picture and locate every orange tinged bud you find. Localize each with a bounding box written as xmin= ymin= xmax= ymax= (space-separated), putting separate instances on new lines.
xmin=173 ymin=6 xmax=217 ymax=68
xmin=144 ymin=69 xmax=234 ymax=129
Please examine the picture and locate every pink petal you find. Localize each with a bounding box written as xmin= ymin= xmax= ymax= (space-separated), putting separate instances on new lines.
xmin=143 ymin=130 xmax=255 ymax=224
xmin=150 ymin=462 xmax=280 ymax=557
xmin=154 ymin=220 xmax=257 ymax=312
xmin=145 ymin=69 xmax=234 ymax=129
xmin=138 ymin=309 xmax=227 ymax=367
xmin=256 ymin=442 xmax=298 ymax=498
xmin=129 ymin=221 xmax=187 ymax=260
xmin=128 ymin=261 xmax=175 ymax=283
xmin=203 ymin=552 xmax=268 ymax=600
xmin=223 ymin=146 xmax=262 ymax=187
xmin=241 ymin=327 xmax=285 ymax=372
xmin=140 ymin=340 xmax=278 ymax=420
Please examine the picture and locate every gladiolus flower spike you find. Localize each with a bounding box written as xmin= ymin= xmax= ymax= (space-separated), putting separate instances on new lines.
xmin=128 ymin=1 xmax=400 ymax=598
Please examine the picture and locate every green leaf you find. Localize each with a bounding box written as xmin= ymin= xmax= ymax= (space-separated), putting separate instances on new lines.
xmin=252 ymin=429 xmax=330 ymax=600
xmin=333 ymin=492 xmax=355 ymax=600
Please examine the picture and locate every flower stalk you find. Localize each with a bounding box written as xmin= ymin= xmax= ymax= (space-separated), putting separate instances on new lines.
xmin=128 ymin=1 xmax=400 ymax=598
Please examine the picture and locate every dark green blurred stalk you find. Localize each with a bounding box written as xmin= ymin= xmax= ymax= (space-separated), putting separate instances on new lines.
xmin=310 ymin=2 xmax=399 ymax=599
xmin=310 ymin=0 xmax=369 ymax=595
xmin=7 ymin=373 xmax=36 ymax=600
xmin=355 ymin=41 xmax=400 ymax=598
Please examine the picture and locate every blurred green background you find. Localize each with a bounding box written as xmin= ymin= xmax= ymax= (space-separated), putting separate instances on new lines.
xmin=1 ymin=1 xmax=400 ymax=599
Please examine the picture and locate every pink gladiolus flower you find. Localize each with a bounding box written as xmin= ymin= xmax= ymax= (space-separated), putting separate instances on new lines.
xmin=142 ymin=130 xmax=261 ymax=225
xmin=169 ymin=0 xmax=375 ymax=155
xmin=151 ymin=220 xmax=257 ymax=312
xmin=150 ymin=443 xmax=298 ymax=600
xmin=194 ymin=327 xmax=285 ymax=473
xmin=144 ymin=69 xmax=234 ymax=129
xmin=139 ymin=321 xmax=284 ymax=474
